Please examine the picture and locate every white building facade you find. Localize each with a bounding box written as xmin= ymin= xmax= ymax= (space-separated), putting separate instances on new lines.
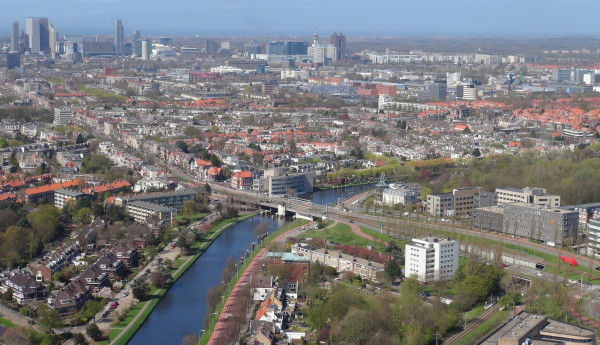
xmin=405 ymin=237 xmax=459 ymax=282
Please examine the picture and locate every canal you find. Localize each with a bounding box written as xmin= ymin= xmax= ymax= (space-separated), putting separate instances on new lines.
xmin=128 ymin=184 xmax=373 ymax=344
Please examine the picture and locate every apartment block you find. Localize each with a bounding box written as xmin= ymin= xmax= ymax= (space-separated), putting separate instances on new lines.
xmin=587 ymin=218 xmax=600 ymax=257
xmin=54 ymin=188 xmax=90 ymax=209
xmin=291 ymin=243 xmax=384 ymax=281
xmin=127 ymin=201 xmax=176 ymax=223
xmin=404 ymin=237 xmax=459 ymax=282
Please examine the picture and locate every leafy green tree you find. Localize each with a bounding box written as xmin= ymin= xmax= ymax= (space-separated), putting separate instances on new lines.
xmin=385 ymin=260 xmax=402 ymax=281
xmin=132 ymin=277 xmax=150 ymax=300
xmin=37 ymin=304 xmax=62 ymax=332
xmin=472 ymin=148 xmax=481 ymax=157
xmin=86 ymin=323 xmax=102 ymax=341
xmin=106 ymin=205 xmax=126 ymax=222
xmin=384 ymin=240 xmax=403 ymax=261
xmin=75 ymin=208 xmax=92 ymax=225
xmin=76 ymin=133 xmax=85 ymax=144
xmin=73 ymin=333 xmax=89 ymax=345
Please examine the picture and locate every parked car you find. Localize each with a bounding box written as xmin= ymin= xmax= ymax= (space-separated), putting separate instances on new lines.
xmin=123 ymin=292 xmax=129 ymax=297
xmin=422 ymin=292 xmax=431 ymax=297
xmin=110 ymin=302 xmax=118 ymax=309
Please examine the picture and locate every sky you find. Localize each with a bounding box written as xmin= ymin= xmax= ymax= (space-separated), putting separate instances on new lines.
xmin=1 ymin=0 xmax=599 ymax=37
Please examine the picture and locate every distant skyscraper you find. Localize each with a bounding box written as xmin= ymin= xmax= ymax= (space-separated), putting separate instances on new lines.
xmin=205 ymin=39 xmax=218 ymax=53
xmin=25 ymin=17 xmax=54 ymax=54
xmin=6 ymin=53 xmax=20 ymax=69
xmin=26 ymin=17 xmax=41 ymax=53
xmin=329 ymin=32 xmax=346 ymax=60
xmin=132 ymin=30 xmax=141 ymax=41
xmin=48 ymin=21 xmax=59 ymax=58
xmin=160 ymin=37 xmax=172 ymax=46
xmin=141 ymin=39 xmax=151 ymax=60
xmin=114 ymin=19 xmax=124 ymax=53
xmin=10 ymin=22 xmax=19 ymax=52
xmin=38 ymin=18 xmax=50 ymax=53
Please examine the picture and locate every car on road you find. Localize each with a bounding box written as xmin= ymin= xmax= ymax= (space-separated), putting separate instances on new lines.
xmin=110 ymin=302 xmax=118 ymax=309
xmin=349 ymin=220 xmax=354 ymax=223
xmin=146 ymin=269 xmax=151 ymax=274
xmin=123 ymin=292 xmax=129 ymax=297
xmin=422 ymin=292 xmax=431 ymax=297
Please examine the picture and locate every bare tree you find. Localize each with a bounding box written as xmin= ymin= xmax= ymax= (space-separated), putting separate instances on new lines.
xmin=253 ymin=222 xmax=270 ymax=239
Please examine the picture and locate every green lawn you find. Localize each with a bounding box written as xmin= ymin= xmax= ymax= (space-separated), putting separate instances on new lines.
xmin=454 ymin=309 xmax=509 ymax=345
xmin=299 ymin=222 xmax=382 ymax=250
xmin=176 ymin=212 xmax=210 ymax=223
xmin=0 ymin=317 xmax=14 ymax=328
xmin=360 ymin=226 xmax=406 ymax=246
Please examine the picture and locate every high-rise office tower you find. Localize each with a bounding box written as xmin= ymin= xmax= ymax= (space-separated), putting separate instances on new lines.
xmin=25 ymin=17 xmax=54 ymax=54
xmin=141 ymin=39 xmax=151 ymax=60
xmin=48 ymin=21 xmax=59 ymax=58
xmin=205 ymin=39 xmax=218 ymax=53
xmin=10 ymin=22 xmax=19 ymax=52
xmin=38 ymin=18 xmax=50 ymax=53
xmin=132 ymin=30 xmax=141 ymax=41
xmin=329 ymin=32 xmax=346 ymax=60
xmin=114 ymin=19 xmax=124 ymax=53
xmin=26 ymin=17 xmax=41 ymax=53
xmin=160 ymin=37 xmax=172 ymax=46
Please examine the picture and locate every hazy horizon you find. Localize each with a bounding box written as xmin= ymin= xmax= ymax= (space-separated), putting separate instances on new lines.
xmin=2 ymin=0 xmax=600 ymax=38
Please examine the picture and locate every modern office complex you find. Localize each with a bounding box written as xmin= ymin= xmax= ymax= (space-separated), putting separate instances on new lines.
xmin=404 ymin=237 xmax=459 ymax=282
xmin=427 ymin=187 xmax=483 ymax=217
xmin=495 ymin=187 xmax=560 ymax=207
xmin=262 ymin=168 xmax=313 ymax=197
xmin=505 ymin=203 xmax=576 ymax=246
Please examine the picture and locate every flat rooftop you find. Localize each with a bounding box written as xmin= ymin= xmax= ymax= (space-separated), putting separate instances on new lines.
xmin=478 ymin=311 xmax=595 ymax=345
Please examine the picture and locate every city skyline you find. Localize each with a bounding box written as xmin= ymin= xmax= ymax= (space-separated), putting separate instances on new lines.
xmin=2 ymin=0 xmax=600 ymax=37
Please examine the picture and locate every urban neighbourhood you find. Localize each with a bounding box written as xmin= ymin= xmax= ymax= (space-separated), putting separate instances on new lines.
xmin=0 ymin=13 xmax=599 ymax=345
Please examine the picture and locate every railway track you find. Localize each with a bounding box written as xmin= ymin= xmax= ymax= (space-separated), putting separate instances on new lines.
xmin=443 ymin=303 xmax=501 ymax=345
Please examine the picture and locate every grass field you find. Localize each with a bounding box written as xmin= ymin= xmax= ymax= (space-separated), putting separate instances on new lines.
xmin=176 ymin=212 xmax=210 ymax=223
xmin=299 ymin=222 xmax=382 ymax=249
xmin=0 ymin=318 xmax=14 ymax=328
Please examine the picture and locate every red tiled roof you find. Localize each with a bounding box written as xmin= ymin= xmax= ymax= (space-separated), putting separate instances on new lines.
xmin=25 ymin=179 xmax=84 ymax=195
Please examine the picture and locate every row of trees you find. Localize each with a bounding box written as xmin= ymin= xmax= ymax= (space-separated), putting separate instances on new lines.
xmin=445 ymin=146 xmax=600 ymax=205
xmin=0 ymin=204 xmax=64 ymax=268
